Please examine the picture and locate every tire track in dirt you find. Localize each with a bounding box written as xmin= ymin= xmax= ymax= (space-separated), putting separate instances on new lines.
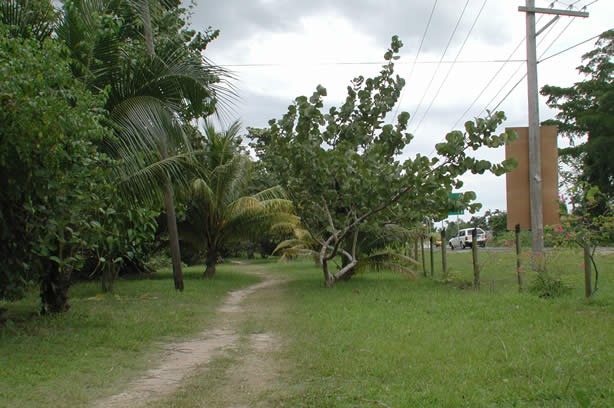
xmin=93 ymin=270 xmax=284 ymax=408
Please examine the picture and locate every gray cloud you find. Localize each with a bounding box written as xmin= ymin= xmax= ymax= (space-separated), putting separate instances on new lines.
xmin=191 ymin=0 xmax=514 ymax=61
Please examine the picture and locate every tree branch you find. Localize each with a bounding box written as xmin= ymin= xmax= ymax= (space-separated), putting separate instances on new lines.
xmin=321 ymin=195 xmax=338 ymax=239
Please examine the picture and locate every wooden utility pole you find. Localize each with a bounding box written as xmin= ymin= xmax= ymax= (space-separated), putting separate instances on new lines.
xmin=518 ymin=2 xmax=588 ymax=254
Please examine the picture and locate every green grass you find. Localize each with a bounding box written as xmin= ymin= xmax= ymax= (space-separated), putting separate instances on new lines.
xmin=2 ymin=250 xmax=613 ymax=408
xmin=263 ymin=250 xmax=614 ymax=407
xmin=0 ymin=265 xmax=260 ymax=408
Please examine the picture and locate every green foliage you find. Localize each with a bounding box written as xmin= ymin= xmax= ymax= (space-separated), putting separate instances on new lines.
xmin=546 ymin=183 xmax=614 ymax=297
xmin=528 ymin=274 xmax=572 ymax=298
xmin=83 ymin=203 xmax=159 ymax=292
xmin=549 ymin=183 xmax=614 ymax=246
xmin=487 ymin=209 xmax=508 ymax=236
xmin=55 ymin=0 xmax=236 ymax=292
xmin=250 ymin=36 xmax=517 ymax=285
xmin=180 ymin=122 xmax=297 ymax=277
xmin=0 ymin=0 xmax=56 ymax=42
xmin=542 ymin=29 xmax=614 ymax=200
xmin=0 ymin=25 xmax=112 ymax=301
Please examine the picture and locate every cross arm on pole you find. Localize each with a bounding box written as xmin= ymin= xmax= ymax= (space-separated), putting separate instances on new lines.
xmin=518 ymin=6 xmax=589 ymax=18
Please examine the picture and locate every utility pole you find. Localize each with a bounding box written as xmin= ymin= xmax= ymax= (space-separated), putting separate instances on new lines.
xmin=518 ymin=1 xmax=588 ymax=254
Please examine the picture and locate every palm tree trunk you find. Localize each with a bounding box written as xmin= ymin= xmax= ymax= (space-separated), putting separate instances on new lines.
xmin=141 ymin=0 xmax=184 ymax=291
xmin=204 ymin=250 xmax=216 ymax=278
xmin=164 ymin=181 xmax=184 ymax=290
xmin=141 ymin=0 xmax=154 ymax=57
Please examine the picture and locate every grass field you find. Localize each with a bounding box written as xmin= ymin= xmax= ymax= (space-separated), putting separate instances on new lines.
xmin=0 ymin=265 xmax=260 ymax=408
xmin=263 ymin=249 xmax=614 ymax=407
xmin=1 ymin=249 xmax=613 ymax=407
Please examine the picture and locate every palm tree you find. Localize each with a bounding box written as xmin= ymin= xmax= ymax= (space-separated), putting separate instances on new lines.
xmin=180 ymin=122 xmax=296 ymax=277
xmin=55 ymin=0 xmax=235 ymax=290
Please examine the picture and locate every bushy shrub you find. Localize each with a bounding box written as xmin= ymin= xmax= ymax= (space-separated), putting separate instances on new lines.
xmin=0 ymin=25 xmax=111 ymax=303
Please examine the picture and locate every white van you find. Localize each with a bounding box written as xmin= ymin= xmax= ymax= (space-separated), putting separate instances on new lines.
xmin=449 ymin=228 xmax=486 ymax=249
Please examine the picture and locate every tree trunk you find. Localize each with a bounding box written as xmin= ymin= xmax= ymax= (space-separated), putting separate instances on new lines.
xmin=141 ymin=0 xmax=154 ymax=57
xmin=322 ymin=258 xmax=334 ymax=287
xmin=101 ymin=263 xmax=118 ymax=293
xmin=164 ymin=182 xmax=184 ymax=291
xmin=247 ymin=247 xmax=255 ymax=259
xmin=40 ymin=261 xmax=70 ymax=314
xmin=204 ymin=250 xmax=217 ymax=278
xmin=339 ymin=255 xmax=356 ymax=281
xmin=141 ymin=0 xmax=184 ymax=291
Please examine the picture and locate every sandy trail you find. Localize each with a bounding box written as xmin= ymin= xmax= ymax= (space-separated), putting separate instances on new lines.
xmin=93 ymin=271 xmax=283 ymax=408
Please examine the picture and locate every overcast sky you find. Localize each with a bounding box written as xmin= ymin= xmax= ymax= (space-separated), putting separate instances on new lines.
xmin=189 ymin=0 xmax=613 ymax=221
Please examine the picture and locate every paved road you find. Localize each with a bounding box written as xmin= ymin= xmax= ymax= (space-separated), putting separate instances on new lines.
xmin=429 ymin=246 xmax=614 ymax=254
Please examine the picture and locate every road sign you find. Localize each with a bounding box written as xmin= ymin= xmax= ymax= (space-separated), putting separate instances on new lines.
xmin=448 ymin=193 xmax=464 ymax=215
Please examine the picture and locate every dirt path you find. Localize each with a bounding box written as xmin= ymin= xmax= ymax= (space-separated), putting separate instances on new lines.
xmin=93 ymin=265 xmax=287 ymax=408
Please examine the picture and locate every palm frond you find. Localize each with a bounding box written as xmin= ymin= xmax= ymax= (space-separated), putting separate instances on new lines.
xmin=353 ymin=251 xmax=418 ymax=279
xmin=278 ymin=248 xmax=319 ymax=262
xmin=1 ymin=0 xmax=55 ymax=42
xmin=269 ymin=219 xmax=301 ymax=235
xmin=111 ymin=95 xmax=193 ymax=155
xmin=251 ymin=185 xmax=288 ymax=202
xmin=115 ymin=151 xmax=201 ymax=204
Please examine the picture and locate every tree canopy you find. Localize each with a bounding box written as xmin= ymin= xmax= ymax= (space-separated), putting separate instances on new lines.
xmin=542 ymin=29 xmax=614 ymax=203
xmin=250 ymin=36 xmax=517 ymax=286
xmin=0 ymin=23 xmax=111 ymax=304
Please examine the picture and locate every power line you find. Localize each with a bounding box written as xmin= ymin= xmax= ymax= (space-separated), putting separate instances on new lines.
xmin=407 ymin=0 xmax=472 ymax=129
xmin=450 ymin=39 xmax=526 ymax=129
xmin=450 ymin=5 xmax=553 ymax=130
xmin=391 ymin=0 xmax=439 ymax=123
xmin=555 ymin=0 xmax=571 ymax=6
xmin=413 ymin=0 xmax=489 ymax=134
xmin=483 ymin=1 xmax=600 ymax=115
xmin=539 ymin=31 xmax=604 ymax=62
xmin=477 ymin=10 xmax=562 ymax=118
xmin=489 ymin=16 xmax=577 ymax=113
xmin=219 ymin=59 xmax=525 ymax=68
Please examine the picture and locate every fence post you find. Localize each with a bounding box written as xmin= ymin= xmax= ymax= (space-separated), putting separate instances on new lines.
xmin=472 ymin=228 xmax=480 ymax=290
xmin=429 ymin=236 xmax=434 ymax=278
xmin=420 ymin=235 xmax=426 ymax=277
xmin=414 ymin=238 xmax=419 ymax=265
xmin=441 ymin=228 xmax=448 ymax=278
xmin=515 ymin=224 xmax=523 ymax=292
xmin=584 ymin=242 xmax=592 ymax=298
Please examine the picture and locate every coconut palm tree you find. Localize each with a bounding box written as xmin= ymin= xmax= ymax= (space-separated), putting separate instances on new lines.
xmin=55 ymin=0 xmax=235 ymax=290
xmin=180 ymin=122 xmax=297 ymax=277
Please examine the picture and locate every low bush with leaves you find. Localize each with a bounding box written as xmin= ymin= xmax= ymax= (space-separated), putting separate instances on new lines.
xmin=0 ymin=24 xmax=112 ymax=307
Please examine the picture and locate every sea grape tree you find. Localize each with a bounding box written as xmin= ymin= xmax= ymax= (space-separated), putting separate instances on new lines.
xmin=250 ymin=36 xmax=517 ymax=286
